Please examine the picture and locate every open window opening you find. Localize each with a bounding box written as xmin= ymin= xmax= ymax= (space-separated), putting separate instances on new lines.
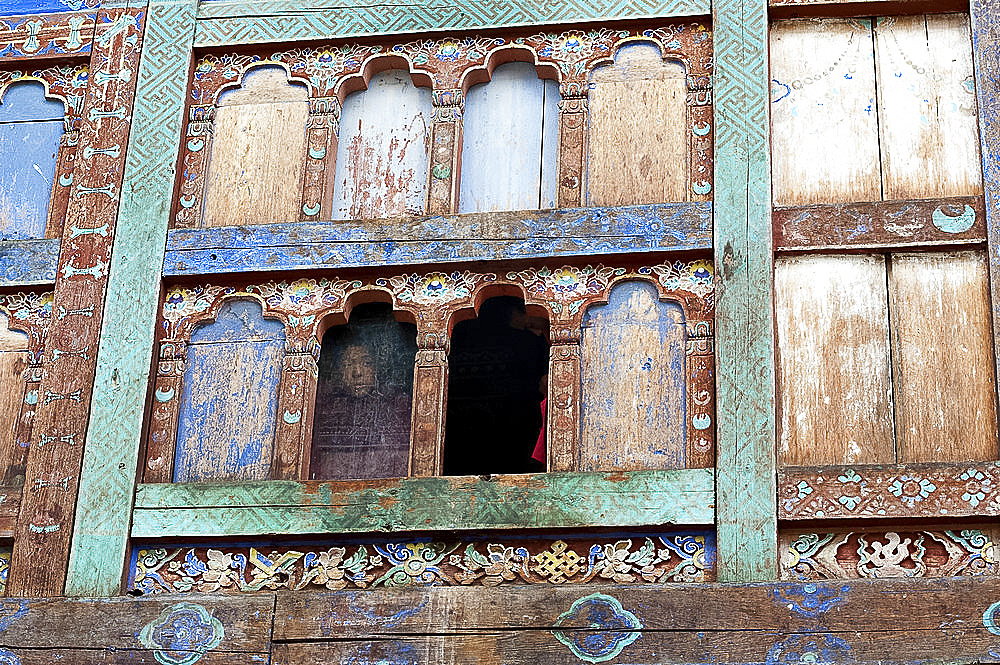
xmin=443 ymin=295 xmax=549 ymax=475
xmin=309 ymin=302 xmax=418 ymax=480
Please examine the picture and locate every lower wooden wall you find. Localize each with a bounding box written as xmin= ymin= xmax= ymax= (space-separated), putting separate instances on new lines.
xmin=2 ymin=579 xmax=1000 ymax=663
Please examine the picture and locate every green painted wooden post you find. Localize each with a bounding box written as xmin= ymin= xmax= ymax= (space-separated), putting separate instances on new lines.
xmin=712 ymin=0 xmax=777 ymax=581
xmin=65 ymin=0 xmax=199 ymax=596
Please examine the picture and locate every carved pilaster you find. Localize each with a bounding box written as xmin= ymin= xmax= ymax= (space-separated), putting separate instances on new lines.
xmin=300 ymin=97 xmax=341 ymax=221
xmin=144 ymin=341 xmax=186 ymax=483
xmin=273 ymin=342 xmax=319 ymax=480
xmin=410 ymin=327 xmax=450 ymax=476
xmin=45 ymin=129 xmax=78 ymax=238
xmin=547 ymin=334 xmax=581 ymax=472
xmin=174 ymin=105 xmax=215 ymax=228
xmin=5 ymin=364 xmax=44 ymax=486
xmin=557 ymin=87 xmax=587 ymax=207
xmin=687 ymin=75 xmax=713 ymax=201
xmin=685 ymin=319 xmax=715 ymax=468
xmin=426 ymin=88 xmax=464 ymax=215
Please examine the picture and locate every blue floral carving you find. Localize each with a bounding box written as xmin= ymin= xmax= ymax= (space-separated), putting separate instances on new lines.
xmin=553 ymin=593 xmax=642 ymax=663
xmin=766 ymin=633 xmax=853 ymax=664
xmin=770 ymin=583 xmax=850 ymax=618
xmin=139 ymin=602 xmax=224 ymax=665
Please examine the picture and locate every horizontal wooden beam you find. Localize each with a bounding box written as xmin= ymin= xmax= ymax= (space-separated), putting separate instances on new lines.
xmin=779 ymin=461 xmax=1000 ymax=520
xmin=163 ymin=203 xmax=712 ymax=276
xmin=193 ymin=0 xmax=711 ymax=46
xmin=132 ymin=469 xmax=715 ymax=538
xmin=0 ymin=240 xmax=59 ymax=286
xmin=774 ymin=196 xmax=987 ymax=252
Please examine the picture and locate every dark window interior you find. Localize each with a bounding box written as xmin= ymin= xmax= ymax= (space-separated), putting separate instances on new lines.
xmin=309 ymin=302 xmax=417 ymax=480
xmin=444 ymin=296 xmax=549 ymax=475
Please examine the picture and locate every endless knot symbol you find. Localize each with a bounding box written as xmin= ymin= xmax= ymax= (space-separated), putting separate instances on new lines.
xmin=531 ymin=540 xmax=582 ymax=583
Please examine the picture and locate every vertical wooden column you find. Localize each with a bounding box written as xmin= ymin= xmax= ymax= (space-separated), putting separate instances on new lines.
xmin=409 ymin=324 xmax=449 ymax=476
xmin=712 ymin=0 xmax=777 ymax=581
xmin=45 ymin=128 xmax=79 ymax=238
xmin=174 ymin=104 xmax=214 ymax=227
xmin=426 ymin=89 xmax=463 ymax=215
xmin=300 ymin=96 xmax=340 ymax=220
xmin=66 ymin=0 xmax=198 ymax=597
xmin=8 ymin=362 xmax=43 ymax=485
xmin=557 ymin=83 xmax=587 ymax=207
xmin=972 ymin=0 xmax=1000 ymax=414
xmin=143 ymin=340 xmax=185 ymax=483
xmin=273 ymin=342 xmax=319 ymax=480
xmin=547 ymin=334 xmax=580 ymax=473
xmin=9 ymin=4 xmax=147 ymax=597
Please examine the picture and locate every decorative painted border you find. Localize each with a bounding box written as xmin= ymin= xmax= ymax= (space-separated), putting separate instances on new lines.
xmin=0 ymin=240 xmax=60 ymax=285
xmin=193 ymin=0 xmax=711 ymax=46
xmin=781 ymin=527 xmax=1000 ymax=580
xmin=144 ymin=261 xmax=715 ymax=481
xmin=779 ymin=462 xmax=1000 ymax=520
xmin=175 ymin=22 xmax=712 ymax=224
xmin=163 ymin=203 xmax=713 ymax=276
xmin=773 ymin=196 xmax=987 ymax=251
xmin=0 ymin=11 xmax=95 ymax=61
xmin=129 ymin=532 xmax=715 ymax=594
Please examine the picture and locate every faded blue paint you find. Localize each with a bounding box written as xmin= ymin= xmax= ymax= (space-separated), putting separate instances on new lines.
xmin=0 ymin=82 xmax=65 ymax=241
xmin=163 ymin=202 xmax=712 ymax=276
xmin=0 ymin=238 xmax=59 ymax=285
xmin=552 ymin=593 xmax=642 ymax=663
xmin=770 ymin=583 xmax=850 ymax=618
xmin=174 ymin=299 xmax=286 ymax=482
xmin=0 ymin=0 xmax=98 ymax=15
xmin=580 ymin=281 xmax=686 ymax=470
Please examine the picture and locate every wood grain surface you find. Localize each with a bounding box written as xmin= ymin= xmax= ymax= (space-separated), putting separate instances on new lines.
xmin=775 ymin=254 xmax=895 ymax=466
xmin=587 ymin=43 xmax=688 ymax=206
xmin=201 ymin=65 xmax=309 ymax=227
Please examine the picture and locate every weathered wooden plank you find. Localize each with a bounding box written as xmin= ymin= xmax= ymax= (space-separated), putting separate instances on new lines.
xmin=971 ymin=0 xmax=1000 ymax=475
xmin=773 ymin=196 xmax=986 ymax=250
xmin=579 ymin=281 xmax=687 ymax=470
xmin=875 ymin=14 xmax=981 ymax=200
xmin=129 ymin=531 xmax=715 ymax=593
xmin=771 ymin=18 xmax=880 ymax=206
xmin=131 ymin=469 xmax=715 ymax=537
xmin=0 ymin=81 xmax=64 ymax=240
xmin=333 ymin=70 xmax=431 ymax=220
xmin=193 ymin=0 xmax=711 ymax=46
xmin=587 ymin=43 xmax=687 ymax=206
xmin=713 ymin=0 xmax=776 ymax=581
xmin=0 ymin=238 xmax=59 ymax=285
xmin=10 ymin=4 xmax=145 ymax=598
xmin=0 ymin=594 xmax=272 ymax=653
xmin=66 ymin=0 xmax=199 ymax=597
xmin=775 ymin=254 xmax=894 ymax=466
xmin=162 ymin=202 xmax=713 ymax=275
xmin=0 ymin=318 xmax=28 ymax=483
xmin=458 ymin=62 xmax=558 ymax=213
xmin=174 ymin=300 xmax=286 ymax=482
xmin=889 ymin=250 xmax=998 ymax=463
xmin=780 ymin=461 xmax=1000 ymax=519
xmin=201 ymin=65 xmax=309 ymax=227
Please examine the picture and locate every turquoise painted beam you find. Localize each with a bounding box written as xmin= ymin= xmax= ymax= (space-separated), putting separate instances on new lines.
xmin=132 ymin=469 xmax=716 ymax=538
xmin=65 ymin=0 xmax=199 ymax=597
xmin=193 ymin=0 xmax=711 ymax=46
xmin=711 ymin=0 xmax=777 ymax=582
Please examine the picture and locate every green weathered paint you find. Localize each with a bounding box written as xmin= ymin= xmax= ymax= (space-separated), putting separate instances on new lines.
xmin=65 ymin=0 xmax=199 ymax=597
xmin=711 ymin=0 xmax=777 ymax=582
xmin=131 ymin=469 xmax=715 ymax=538
xmin=193 ymin=0 xmax=710 ymax=46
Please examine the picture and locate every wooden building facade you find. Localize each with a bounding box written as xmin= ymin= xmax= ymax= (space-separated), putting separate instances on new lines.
xmin=0 ymin=0 xmax=999 ymax=662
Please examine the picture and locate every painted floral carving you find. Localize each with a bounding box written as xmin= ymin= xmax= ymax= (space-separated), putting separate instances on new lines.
xmin=552 ymin=593 xmax=642 ymax=664
xmin=138 ymin=602 xmax=224 ymax=665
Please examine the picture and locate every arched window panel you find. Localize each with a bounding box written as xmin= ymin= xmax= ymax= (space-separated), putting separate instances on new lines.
xmin=174 ymin=299 xmax=286 ymax=482
xmin=201 ymin=66 xmax=309 ymax=227
xmin=579 ymin=281 xmax=687 ymax=471
xmin=0 ymin=313 xmax=28 ymax=483
xmin=458 ymin=62 xmax=558 ymax=213
xmin=309 ymin=302 xmax=417 ymax=481
xmin=586 ymin=43 xmax=688 ymax=206
xmin=332 ymin=69 xmax=432 ymax=220
xmin=444 ymin=296 xmax=549 ymax=476
xmin=0 ymin=81 xmax=64 ymax=240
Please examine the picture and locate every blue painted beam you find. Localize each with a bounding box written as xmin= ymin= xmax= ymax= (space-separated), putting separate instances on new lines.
xmin=0 ymin=238 xmax=58 ymax=285
xmin=164 ymin=202 xmax=712 ymax=276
